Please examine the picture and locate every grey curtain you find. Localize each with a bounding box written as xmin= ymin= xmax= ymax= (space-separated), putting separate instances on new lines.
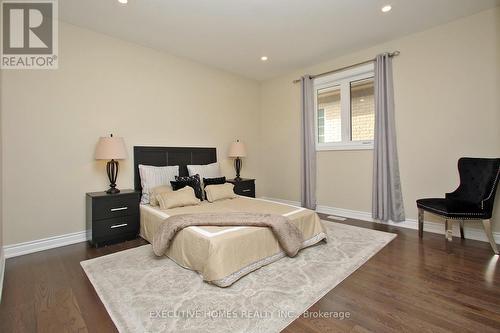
xmin=372 ymin=54 xmax=405 ymax=222
xmin=300 ymin=75 xmax=316 ymax=210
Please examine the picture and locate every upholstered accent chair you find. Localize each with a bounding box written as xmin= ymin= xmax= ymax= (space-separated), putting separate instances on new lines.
xmin=416 ymin=158 xmax=500 ymax=254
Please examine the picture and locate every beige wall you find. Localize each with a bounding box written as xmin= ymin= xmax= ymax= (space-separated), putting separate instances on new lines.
xmin=0 ymin=58 xmax=4 ymax=293
xmin=260 ymin=8 xmax=500 ymax=230
xmin=1 ymin=8 xmax=499 ymax=246
xmin=1 ymin=22 xmax=261 ymax=245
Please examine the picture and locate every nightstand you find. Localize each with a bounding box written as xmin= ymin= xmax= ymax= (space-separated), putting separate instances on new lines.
xmin=86 ymin=189 xmax=141 ymax=247
xmin=227 ymin=178 xmax=255 ymax=198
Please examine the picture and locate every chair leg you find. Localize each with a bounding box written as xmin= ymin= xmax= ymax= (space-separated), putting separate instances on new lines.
xmin=445 ymin=219 xmax=453 ymax=241
xmin=460 ymin=220 xmax=465 ymax=239
xmin=482 ymin=219 xmax=499 ymax=255
xmin=418 ymin=208 xmax=424 ymax=238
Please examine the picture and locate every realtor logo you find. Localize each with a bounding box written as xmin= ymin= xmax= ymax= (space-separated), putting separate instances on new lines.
xmin=1 ymin=0 xmax=58 ymax=69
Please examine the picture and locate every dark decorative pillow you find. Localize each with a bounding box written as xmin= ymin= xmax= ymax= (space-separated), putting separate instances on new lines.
xmin=203 ymin=176 xmax=226 ymax=187
xmin=203 ymin=176 xmax=226 ymax=200
xmin=171 ymin=174 xmax=203 ymax=200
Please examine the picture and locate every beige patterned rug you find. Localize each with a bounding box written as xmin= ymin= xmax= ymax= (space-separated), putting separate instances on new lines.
xmin=81 ymin=221 xmax=396 ymax=333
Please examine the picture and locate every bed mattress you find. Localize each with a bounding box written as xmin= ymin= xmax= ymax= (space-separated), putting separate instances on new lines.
xmin=140 ymin=196 xmax=327 ymax=287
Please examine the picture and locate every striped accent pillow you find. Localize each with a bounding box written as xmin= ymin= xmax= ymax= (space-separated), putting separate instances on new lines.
xmin=188 ymin=162 xmax=221 ymax=198
xmin=187 ymin=162 xmax=221 ymax=186
xmin=138 ymin=165 xmax=179 ymax=204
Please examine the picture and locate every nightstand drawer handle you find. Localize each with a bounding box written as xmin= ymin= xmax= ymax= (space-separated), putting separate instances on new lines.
xmin=110 ymin=207 xmax=128 ymax=212
xmin=242 ymin=189 xmax=251 ymax=192
xmin=110 ymin=223 xmax=128 ymax=229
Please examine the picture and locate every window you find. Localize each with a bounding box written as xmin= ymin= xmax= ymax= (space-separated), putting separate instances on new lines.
xmin=317 ymin=85 xmax=341 ymax=143
xmin=314 ymin=64 xmax=374 ymax=150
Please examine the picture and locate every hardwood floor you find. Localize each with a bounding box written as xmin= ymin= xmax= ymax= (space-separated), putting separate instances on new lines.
xmin=1 ymin=216 xmax=499 ymax=332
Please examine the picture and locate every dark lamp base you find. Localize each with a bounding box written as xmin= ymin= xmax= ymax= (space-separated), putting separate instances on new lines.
xmin=105 ymin=159 xmax=120 ymax=195
xmin=234 ymin=157 xmax=243 ymax=181
xmin=106 ymin=187 xmax=120 ymax=194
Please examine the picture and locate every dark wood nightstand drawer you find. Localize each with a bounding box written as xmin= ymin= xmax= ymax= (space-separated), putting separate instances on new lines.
xmin=227 ymin=178 xmax=255 ymax=198
xmin=234 ymin=184 xmax=255 ymax=197
xmin=93 ymin=195 xmax=139 ymax=220
xmin=93 ymin=215 xmax=139 ymax=238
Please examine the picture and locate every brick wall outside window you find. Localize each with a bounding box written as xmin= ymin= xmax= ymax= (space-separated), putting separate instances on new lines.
xmin=318 ymin=87 xmax=341 ymax=143
xmin=351 ymin=84 xmax=374 ymax=141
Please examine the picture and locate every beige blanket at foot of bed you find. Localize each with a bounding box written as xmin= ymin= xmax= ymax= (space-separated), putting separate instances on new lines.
xmin=153 ymin=212 xmax=304 ymax=257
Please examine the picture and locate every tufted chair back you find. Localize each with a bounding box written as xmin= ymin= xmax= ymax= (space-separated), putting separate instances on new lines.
xmin=446 ymin=158 xmax=500 ymax=218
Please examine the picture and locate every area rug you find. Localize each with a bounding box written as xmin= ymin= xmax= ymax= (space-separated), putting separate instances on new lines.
xmin=81 ymin=221 xmax=396 ymax=333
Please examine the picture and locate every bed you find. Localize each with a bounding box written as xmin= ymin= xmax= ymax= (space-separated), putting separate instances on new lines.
xmin=134 ymin=146 xmax=327 ymax=287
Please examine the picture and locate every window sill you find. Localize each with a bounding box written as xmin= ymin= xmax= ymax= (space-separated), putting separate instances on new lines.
xmin=316 ymin=142 xmax=373 ymax=151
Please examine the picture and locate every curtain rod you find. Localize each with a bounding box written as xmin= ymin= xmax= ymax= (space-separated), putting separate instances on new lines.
xmin=292 ymin=51 xmax=400 ymax=84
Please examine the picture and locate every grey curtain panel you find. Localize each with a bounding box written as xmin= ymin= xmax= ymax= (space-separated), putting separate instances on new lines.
xmin=300 ymin=75 xmax=316 ymax=210
xmin=372 ymin=54 xmax=405 ymax=222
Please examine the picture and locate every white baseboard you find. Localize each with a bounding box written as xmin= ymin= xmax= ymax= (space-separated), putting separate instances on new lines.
xmin=0 ymin=247 xmax=5 ymax=302
xmin=3 ymin=230 xmax=87 ymax=259
xmin=260 ymin=197 xmax=302 ymax=208
xmin=2 ymin=197 xmax=499 ymax=260
xmin=260 ymin=197 xmax=500 ymax=244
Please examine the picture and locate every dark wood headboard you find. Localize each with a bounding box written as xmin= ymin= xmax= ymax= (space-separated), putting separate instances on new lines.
xmin=134 ymin=146 xmax=217 ymax=192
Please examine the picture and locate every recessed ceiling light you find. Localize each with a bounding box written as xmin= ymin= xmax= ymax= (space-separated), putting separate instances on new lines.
xmin=118 ymin=0 xmax=128 ymax=4
xmin=260 ymin=56 xmax=268 ymax=61
xmin=381 ymin=5 xmax=392 ymax=13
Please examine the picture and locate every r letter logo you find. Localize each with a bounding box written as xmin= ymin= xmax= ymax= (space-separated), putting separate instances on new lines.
xmin=1 ymin=0 xmax=58 ymax=69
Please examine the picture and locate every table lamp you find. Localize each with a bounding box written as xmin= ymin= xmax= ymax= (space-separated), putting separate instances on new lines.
xmin=95 ymin=134 xmax=127 ymax=194
xmin=228 ymin=140 xmax=247 ymax=180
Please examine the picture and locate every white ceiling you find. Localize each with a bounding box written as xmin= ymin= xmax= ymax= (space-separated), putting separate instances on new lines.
xmin=59 ymin=0 xmax=500 ymax=80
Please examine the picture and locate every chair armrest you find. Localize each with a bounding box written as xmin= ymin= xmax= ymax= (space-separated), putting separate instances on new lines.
xmin=445 ymin=189 xmax=461 ymax=200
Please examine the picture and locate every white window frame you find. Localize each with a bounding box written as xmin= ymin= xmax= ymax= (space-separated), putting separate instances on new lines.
xmin=314 ymin=63 xmax=375 ymax=151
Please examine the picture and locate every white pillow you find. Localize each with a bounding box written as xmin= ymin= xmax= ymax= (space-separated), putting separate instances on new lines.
xmin=187 ymin=162 xmax=221 ymax=185
xmin=139 ymin=165 xmax=179 ymax=204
